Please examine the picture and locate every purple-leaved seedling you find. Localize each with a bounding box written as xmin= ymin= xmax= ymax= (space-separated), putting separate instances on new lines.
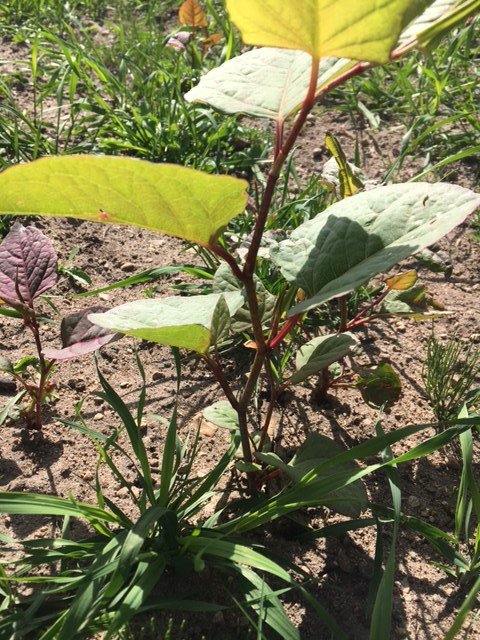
xmin=0 ymin=223 xmax=117 ymax=429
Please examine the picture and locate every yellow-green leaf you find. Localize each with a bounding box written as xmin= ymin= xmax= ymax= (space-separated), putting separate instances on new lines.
xmin=386 ymin=270 xmax=418 ymax=291
xmin=89 ymin=292 xmax=244 ymax=354
xmin=0 ymin=156 xmax=248 ymax=247
xmin=225 ymin=0 xmax=432 ymax=63
xmin=179 ymin=0 xmax=208 ymax=28
xmin=325 ymin=133 xmax=364 ymax=198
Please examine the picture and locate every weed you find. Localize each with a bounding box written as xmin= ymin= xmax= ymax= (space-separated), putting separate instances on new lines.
xmin=422 ymin=332 xmax=480 ymax=425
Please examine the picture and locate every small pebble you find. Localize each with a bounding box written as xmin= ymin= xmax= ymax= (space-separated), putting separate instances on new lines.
xmin=115 ymin=486 xmax=129 ymax=498
xmin=93 ymin=413 xmax=104 ymax=421
xmin=407 ymin=495 xmax=420 ymax=509
xmin=120 ymin=262 xmax=136 ymax=273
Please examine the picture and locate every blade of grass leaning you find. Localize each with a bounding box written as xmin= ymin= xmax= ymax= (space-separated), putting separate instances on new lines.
xmin=299 ymin=586 xmax=350 ymax=640
xmin=73 ymin=266 xmax=213 ymax=299
xmin=104 ymin=557 xmax=167 ymax=639
xmin=0 ymin=492 xmax=118 ymax=524
xmin=158 ymin=347 xmax=181 ymax=508
xmin=369 ymin=420 xmax=402 ymax=640
xmin=224 ymin=420 xmax=476 ymax=532
xmin=56 ymin=534 xmax=125 ymax=639
xmin=411 ymin=145 xmax=480 ymax=181
xmin=233 ymin=565 xmax=299 ymax=640
xmin=95 ymin=358 xmax=155 ymax=505
xmin=445 ymin=574 xmax=480 ymax=640
xmin=105 ymin=504 xmax=168 ymax=602
xmin=181 ymin=536 xmax=293 ymax=583
xmin=0 ymin=391 xmax=25 ymax=426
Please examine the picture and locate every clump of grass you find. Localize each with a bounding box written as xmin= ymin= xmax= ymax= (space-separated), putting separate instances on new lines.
xmin=329 ymin=15 xmax=480 ymax=183
xmin=422 ymin=332 xmax=480 ymax=425
xmin=0 ymin=3 xmax=270 ymax=176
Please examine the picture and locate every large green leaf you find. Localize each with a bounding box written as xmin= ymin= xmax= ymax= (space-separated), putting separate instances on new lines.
xmin=187 ymin=0 xmax=473 ymax=121
xmin=0 ymin=156 xmax=248 ymax=247
xmin=89 ymin=292 xmax=244 ymax=353
xmin=185 ymin=50 xmax=352 ymax=120
xmin=270 ymin=183 xmax=480 ymax=316
xmin=225 ymin=0 xmax=430 ymax=63
xmin=291 ymin=332 xmax=357 ymax=385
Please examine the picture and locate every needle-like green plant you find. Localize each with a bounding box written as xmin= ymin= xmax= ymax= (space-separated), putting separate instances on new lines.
xmin=422 ymin=332 xmax=480 ymax=425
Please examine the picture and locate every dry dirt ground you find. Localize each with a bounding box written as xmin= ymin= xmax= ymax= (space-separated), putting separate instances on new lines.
xmin=1 ymin=40 xmax=480 ymax=640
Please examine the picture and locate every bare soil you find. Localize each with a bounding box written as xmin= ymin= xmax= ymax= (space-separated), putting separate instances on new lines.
xmin=1 ymin=38 xmax=480 ymax=640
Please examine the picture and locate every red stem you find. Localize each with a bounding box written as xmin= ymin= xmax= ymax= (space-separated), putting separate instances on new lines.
xmin=346 ymin=289 xmax=390 ymax=330
xmin=269 ymin=313 xmax=302 ymax=350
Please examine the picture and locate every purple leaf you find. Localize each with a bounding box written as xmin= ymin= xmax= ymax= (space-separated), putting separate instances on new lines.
xmin=0 ymin=223 xmax=57 ymax=308
xmin=43 ymin=306 xmax=119 ymax=362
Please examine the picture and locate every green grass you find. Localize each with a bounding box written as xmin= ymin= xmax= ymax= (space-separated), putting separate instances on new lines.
xmin=328 ymin=15 xmax=480 ymax=184
xmin=0 ymin=1 xmax=270 ymax=174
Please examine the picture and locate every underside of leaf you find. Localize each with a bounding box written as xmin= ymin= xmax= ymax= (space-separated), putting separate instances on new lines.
xmin=269 ymin=183 xmax=480 ymax=316
xmin=89 ymin=292 xmax=244 ymax=353
xmin=0 ymin=157 xmax=248 ymax=247
xmin=225 ymin=0 xmax=431 ymax=63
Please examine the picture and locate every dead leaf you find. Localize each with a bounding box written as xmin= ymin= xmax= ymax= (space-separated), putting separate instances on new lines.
xmin=202 ymin=33 xmax=223 ymax=49
xmin=179 ymin=0 xmax=208 ymax=28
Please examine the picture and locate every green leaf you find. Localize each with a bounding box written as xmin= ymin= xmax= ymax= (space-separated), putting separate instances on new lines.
xmin=0 ymin=157 xmax=248 ymax=247
xmin=291 ymin=332 xmax=357 ymax=385
xmin=235 ymin=566 xmax=300 ymax=640
xmin=89 ymin=292 xmax=244 ymax=353
xmin=356 ymin=363 xmax=402 ymax=409
xmin=188 ymin=2 xmax=476 ymax=122
xmin=270 ymin=183 xmax=480 ymax=316
xmin=116 ymin=506 xmax=168 ymax=581
xmin=185 ymin=49 xmax=351 ymax=120
xmin=224 ymin=420 xmax=476 ymax=533
xmin=182 ymin=535 xmax=292 ymax=583
xmin=225 ymin=0 xmax=430 ymax=63
xmin=381 ymin=285 xmax=447 ymax=319
xmin=203 ymin=401 xmax=239 ymax=431
xmin=213 ymin=262 xmax=274 ymax=333
xmin=105 ymin=557 xmax=166 ymax=639
xmin=210 ymin=295 xmax=232 ymax=346
xmin=257 ymin=433 xmax=368 ymax=518
xmin=0 ymin=492 xmax=118 ymax=524
xmin=401 ymin=0 xmax=480 ymax=52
